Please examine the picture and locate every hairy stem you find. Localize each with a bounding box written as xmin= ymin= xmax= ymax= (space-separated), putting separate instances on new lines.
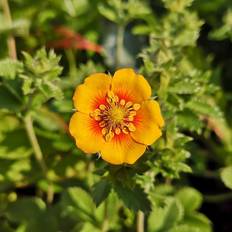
xmin=1 ymin=0 xmax=17 ymax=59
xmin=24 ymin=114 xmax=54 ymax=204
xmin=137 ymin=211 xmax=145 ymax=232
xmin=115 ymin=24 xmax=125 ymax=68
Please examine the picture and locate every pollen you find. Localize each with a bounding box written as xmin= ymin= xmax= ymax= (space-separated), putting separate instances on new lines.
xmin=89 ymin=91 xmax=141 ymax=142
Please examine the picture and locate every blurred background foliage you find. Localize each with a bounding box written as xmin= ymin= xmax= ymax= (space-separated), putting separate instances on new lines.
xmin=0 ymin=0 xmax=232 ymax=231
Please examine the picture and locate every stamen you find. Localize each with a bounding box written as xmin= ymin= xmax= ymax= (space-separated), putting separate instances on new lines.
xmin=127 ymin=115 xmax=134 ymax=121
xmin=94 ymin=116 xmax=101 ymax=121
xmin=101 ymin=128 xmax=107 ymax=135
xmin=115 ymin=127 xmax=121 ymax=135
xmin=99 ymin=104 xmax=106 ymax=110
xmin=105 ymin=131 xmax=114 ymax=142
xmin=129 ymin=111 xmax=136 ymax=116
xmin=133 ymin=103 xmax=141 ymax=111
xmin=125 ymin=101 xmax=133 ymax=108
xmin=128 ymin=122 xmax=136 ymax=132
xmin=91 ymin=92 xmax=139 ymax=141
xmin=99 ymin=121 xmax=106 ymax=127
xmin=120 ymin=99 xmax=126 ymax=106
xmin=122 ymin=127 xmax=129 ymax=134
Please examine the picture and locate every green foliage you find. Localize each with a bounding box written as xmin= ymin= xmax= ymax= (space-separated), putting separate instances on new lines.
xmin=210 ymin=9 xmax=232 ymax=40
xmin=20 ymin=49 xmax=63 ymax=101
xmin=92 ymin=179 xmax=112 ymax=207
xmin=114 ymin=183 xmax=151 ymax=212
xmin=148 ymin=186 xmax=212 ymax=232
xmin=220 ymin=166 xmax=232 ymax=189
xmin=0 ymin=58 xmax=23 ymax=79
xmin=0 ymin=0 xmax=231 ymax=231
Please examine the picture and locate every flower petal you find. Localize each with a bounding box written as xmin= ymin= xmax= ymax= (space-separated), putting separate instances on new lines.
xmin=69 ymin=112 xmax=104 ymax=153
xmin=131 ymin=100 xmax=164 ymax=145
xmin=73 ymin=73 xmax=111 ymax=113
xmin=100 ymin=134 xmax=146 ymax=165
xmin=112 ymin=68 xmax=151 ymax=103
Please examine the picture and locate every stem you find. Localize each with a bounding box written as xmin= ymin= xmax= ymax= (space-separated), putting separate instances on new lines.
xmin=65 ymin=49 xmax=77 ymax=77
xmin=1 ymin=0 xmax=17 ymax=59
xmin=24 ymin=113 xmax=54 ymax=204
xmin=137 ymin=211 xmax=145 ymax=232
xmin=204 ymin=192 xmax=232 ymax=203
xmin=115 ymin=24 xmax=125 ymax=68
xmin=101 ymin=200 xmax=109 ymax=232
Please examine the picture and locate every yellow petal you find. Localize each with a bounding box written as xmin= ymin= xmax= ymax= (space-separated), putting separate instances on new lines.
xmin=100 ymin=134 xmax=146 ymax=165
xmin=131 ymin=100 xmax=164 ymax=145
xmin=69 ymin=112 xmax=105 ymax=153
xmin=112 ymin=68 xmax=151 ymax=103
xmin=73 ymin=73 xmax=111 ymax=113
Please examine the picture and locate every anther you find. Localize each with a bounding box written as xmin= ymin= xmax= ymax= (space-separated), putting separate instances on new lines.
xmin=101 ymin=128 xmax=107 ymax=135
xmin=127 ymin=116 xmax=134 ymax=121
xmin=105 ymin=131 xmax=114 ymax=142
xmin=133 ymin=103 xmax=141 ymax=111
xmin=99 ymin=104 xmax=106 ymax=110
xmin=120 ymin=99 xmax=126 ymax=106
xmin=122 ymin=127 xmax=129 ymax=134
xmin=94 ymin=116 xmax=101 ymax=121
xmin=115 ymin=127 xmax=121 ymax=135
xmin=129 ymin=111 xmax=136 ymax=116
xmin=99 ymin=121 xmax=106 ymax=127
xmin=128 ymin=123 xmax=136 ymax=132
xmin=94 ymin=109 xmax=101 ymax=115
xmin=125 ymin=101 xmax=133 ymax=108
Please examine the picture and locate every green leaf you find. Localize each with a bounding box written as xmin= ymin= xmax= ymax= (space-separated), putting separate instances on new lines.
xmin=186 ymin=99 xmax=222 ymax=118
xmin=98 ymin=4 xmax=117 ymax=22
xmin=60 ymin=187 xmax=96 ymax=223
xmin=162 ymin=0 xmax=194 ymax=12
xmin=0 ymin=59 xmax=23 ymax=79
xmin=176 ymin=110 xmax=203 ymax=133
xmin=220 ymin=166 xmax=232 ymax=189
xmin=0 ymin=85 xmax=22 ymax=112
xmin=183 ymin=213 xmax=212 ymax=232
xmin=6 ymin=198 xmax=46 ymax=222
xmin=132 ymin=25 xmax=151 ymax=35
xmin=0 ymin=19 xmax=30 ymax=36
xmin=114 ymin=184 xmax=151 ymax=212
xmin=170 ymin=224 xmax=199 ymax=232
xmin=92 ymin=179 xmax=112 ymax=207
xmin=176 ymin=187 xmax=203 ymax=214
xmin=169 ymin=79 xmax=199 ymax=94
xmin=148 ymin=197 xmax=184 ymax=232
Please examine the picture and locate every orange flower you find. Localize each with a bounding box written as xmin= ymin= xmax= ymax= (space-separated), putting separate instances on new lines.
xmin=69 ymin=68 xmax=164 ymax=165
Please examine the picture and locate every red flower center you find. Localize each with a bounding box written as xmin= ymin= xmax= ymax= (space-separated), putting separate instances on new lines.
xmin=89 ymin=91 xmax=141 ymax=142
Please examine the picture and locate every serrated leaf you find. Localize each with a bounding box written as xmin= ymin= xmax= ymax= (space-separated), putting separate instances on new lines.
xmin=177 ymin=110 xmax=203 ymax=133
xmin=186 ymin=100 xmax=222 ymax=118
xmin=0 ymin=59 xmax=23 ymax=79
xmin=92 ymin=179 xmax=112 ymax=207
xmin=169 ymin=80 xmax=199 ymax=94
xmin=220 ymin=166 xmax=232 ymax=189
xmin=176 ymin=187 xmax=203 ymax=214
xmin=22 ymin=78 xmax=33 ymax=95
xmin=114 ymin=184 xmax=151 ymax=212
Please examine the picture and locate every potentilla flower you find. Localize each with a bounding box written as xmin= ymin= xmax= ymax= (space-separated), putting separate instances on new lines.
xmin=69 ymin=68 xmax=164 ymax=165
